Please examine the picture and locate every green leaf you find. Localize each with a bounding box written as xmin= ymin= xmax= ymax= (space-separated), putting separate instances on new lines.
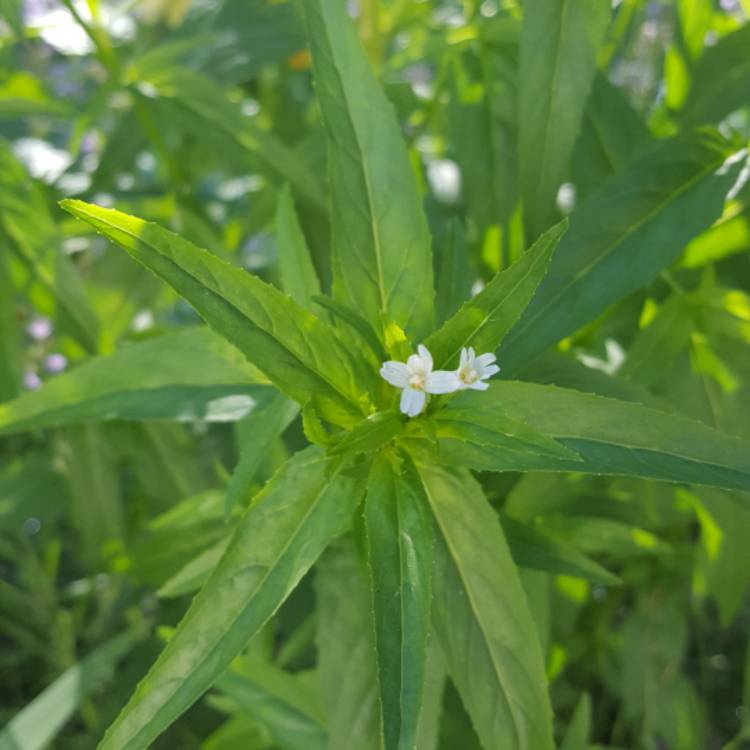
xmin=680 ymin=23 xmax=750 ymax=125
xmin=571 ymin=74 xmax=651 ymax=200
xmin=304 ymin=0 xmax=435 ymax=342
xmin=0 ymin=249 xmax=20 ymax=402
xmin=225 ymin=393 xmax=300 ymax=514
xmin=215 ymin=667 xmax=327 ymax=750
xmin=0 ymin=140 xmax=99 ymax=353
xmin=328 ymin=411 xmax=402 ymax=458
xmin=0 ymin=630 xmax=137 ymax=750
xmin=420 ymin=464 xmax=553 ymax=750
xmin=130 ymin=65 xmax=327 ymax=213
xmin=98 ymin=447 xmax=364 ymax=750
xmin=560 ymin=693 xmax=592 ymax=750
xmin=428 ymin=406 xmax=581 ymax=464
xmin=681 ymin=201 xmax=750 ymax=268
xmin=275 ymin=184 xmax=322 ymax=311
xmin=363 ymin=455 xmax=434 ymax=750
xmin=501 ymin=131 xmax=744 ymax=374
xmin=157 ymin=536 xmax=230 ymax=599
xmin=692 ymin=488 xmax=750 ymax=626
xmin=425 ymin=220 xmax=567 ymax=369
xmin=312 ymin=294 xmax=386 ymax=363
xmin=0 ymin=327 xmax=270 ymax=435
xmin=518 ymin=0 xmax=610 ymax=236
xmin=501 ymin=515 xmax=621 ymax=586
xmin=434 ymin=219 xmax=472 ymax=327
xmin=431 ymin=382 xmax=750 ymax=493
xmin=60 ymin=200 xmax=373 ymax=427
xmin=316 ymin=539 xmax=382 ymax=750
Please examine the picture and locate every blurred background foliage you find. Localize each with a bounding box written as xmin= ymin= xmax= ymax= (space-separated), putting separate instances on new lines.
xmin=1 ymin=0 xmax=750 ymax=748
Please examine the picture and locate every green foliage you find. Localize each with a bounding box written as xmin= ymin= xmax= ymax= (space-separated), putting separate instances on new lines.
xmin=2 ymin=1 xmax=750 ymax=749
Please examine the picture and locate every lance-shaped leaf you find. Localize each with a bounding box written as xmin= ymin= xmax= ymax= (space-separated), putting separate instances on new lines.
xmin=420 ymin=464 xmax=554 ymax=750
xmin=519 ymin=0 xmax=610 ymax=236
xmin=364 ymin=455 xmax=433 ymax=750
xmin=501 ymin=515 xmax=620 ymax=585
xmin=0 ymin=630 xmax=138 ymax=750
xmin=316 ymin=540 xmax=382 ymax=750
xmin=214 ymin=667 xmax=328 ymax=750
xmin=130 ymin=65 xmax=327 ymax=213
xmin=0 ymin=328 xmax=269 ymax=435
xmin=60 ymin=200 xmax=374 ymax=427
xmin=501 ymin=131 xmax=745 ymax=374
xmin=328 ymin=411 xmax=402 ymax=458
xmin=97 ymin=447 xmax=364 ymax=750
xmin=224 ymin=392 xmax=300 ymax=514
xmin=275 ymin=184 xmax=322 ymax=311
xmin=0 ymin=140 xmax=99 ymax=352
xmin=680 ymin=23 xmax=750 ymax=126
xmin=303 ymin=0 xmax=434 ymax=342
xmin=425 ymin=221 xmax=566 ymax=369
xmin=430 ymin=383 xmax=750 ymax=494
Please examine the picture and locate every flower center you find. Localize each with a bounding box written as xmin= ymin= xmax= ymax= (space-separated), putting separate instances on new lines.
xmin=459 ymin=366 xmax=478 ymax=384
xmin=409 ymin=372 xmax=426 ymax=390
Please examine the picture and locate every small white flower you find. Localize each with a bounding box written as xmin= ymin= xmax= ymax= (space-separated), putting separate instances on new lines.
xmin=380 ymin=344 xmax=460 ymax=417
xmin=456 ymin=347 xmax=500 ymax=391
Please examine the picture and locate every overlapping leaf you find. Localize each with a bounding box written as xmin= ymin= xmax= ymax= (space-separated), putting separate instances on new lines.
xmin=501 ymin=131 xmax=744 ymax=374
xmin=60 ymin=200 xmax=374 ymax=427
xmin=364 ymin=455 xmax=433 ymax=750
xmin=519 ymin=0 xmax=610 ymax=235
xmin=0 ymin=328 xmax=270 ymax=434
xmin=430 ymin=382 xmax=750 ymax=493
xmin=425 ymin=220 xmax=566 ymax=369
xmin=98 ymin=447 xmax=364 ymax=750
xmin=304 ymin=0 xmax=434 ymax=342
xmin=420 ymin=464 xmax=554 ymax=750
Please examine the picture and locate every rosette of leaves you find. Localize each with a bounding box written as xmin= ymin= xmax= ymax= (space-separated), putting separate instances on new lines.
xmin=2 ymin=1 xmax=749 ymax=749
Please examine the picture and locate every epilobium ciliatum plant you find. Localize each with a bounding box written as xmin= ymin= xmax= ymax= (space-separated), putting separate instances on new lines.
xmin=2 ymin=0 xmax=750 ymax=748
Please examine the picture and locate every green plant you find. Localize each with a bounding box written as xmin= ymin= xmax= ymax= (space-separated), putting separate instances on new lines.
xmin=2 ymin=1 xmax=750 ymax=749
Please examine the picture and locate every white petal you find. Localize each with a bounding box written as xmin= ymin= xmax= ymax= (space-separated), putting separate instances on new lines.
xmin=476 ymin=352 xmax=497 ymax=369
xmin=468 ymin=346 xmax=476 ymax=361
xmin=481 ymin=364 xmax=500 ymax=378
xmin=459 ymin=347 xmax=469 ymax=369
xmin=406 ymin=353 xmax=422 ymax=373
xmin=417 ymin=344 xmax=433 ymax=372
xmin=400 ymin=387 xmax=426 ymax=417
xmin=380 ymin=361 xmax=410 ymax=388
xmin=469 ymin=379 xmax=490 ymax=391
xmin=426 ymin=370 xmax=461 ymax=395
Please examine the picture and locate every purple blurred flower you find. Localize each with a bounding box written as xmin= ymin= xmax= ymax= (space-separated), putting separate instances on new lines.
xmin=23 ymin=370 xmax=42 ymax=390
xmin=27 ymin=316 xmax=53 ymax=341
xmin=44 ymin=353 xmax=68 ymax=374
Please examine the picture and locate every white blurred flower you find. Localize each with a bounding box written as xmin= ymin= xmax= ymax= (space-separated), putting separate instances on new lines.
xmin=13 ymin=138 xmax=72 ymax=182
xmin=380 ymin=344 xmax=460 ymax=417
xmin=26 ymin=0 xmax=135 ymax=56
xmin=456 ymin=347 xmax=500 ymax=391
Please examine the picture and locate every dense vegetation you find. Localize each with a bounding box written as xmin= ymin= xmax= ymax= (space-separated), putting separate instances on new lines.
xmin=1 ymin=1 xmax=750 ymax=749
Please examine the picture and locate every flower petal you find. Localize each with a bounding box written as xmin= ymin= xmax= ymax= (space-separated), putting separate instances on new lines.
xmin=406 ymin=353 xmax=422 ymax=373
xmin=469 ymin=380 xmax=490 ymax=391
xmin=481 ymin=364 xmax=501 ymax=378
xmin=426 ymin=370 xmax=461 ymax=395
xmin=459 ymin=347 xmax=469 ymax=369
xmin=417 ymin=344 xmax=433 ymax=372
xmin=476 ymin=352 xmax=497 ymax=368
xmin=400 ymin=387 xmax=426 ymax=417
xmin=380 ymin=361 xmax=410 ymax=388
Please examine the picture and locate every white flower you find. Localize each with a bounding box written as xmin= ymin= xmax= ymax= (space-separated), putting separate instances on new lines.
xmin=456 ymin=347 xmax=500 ymax=391
xmin=380 ymin=344 xmax=460 ymax=417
